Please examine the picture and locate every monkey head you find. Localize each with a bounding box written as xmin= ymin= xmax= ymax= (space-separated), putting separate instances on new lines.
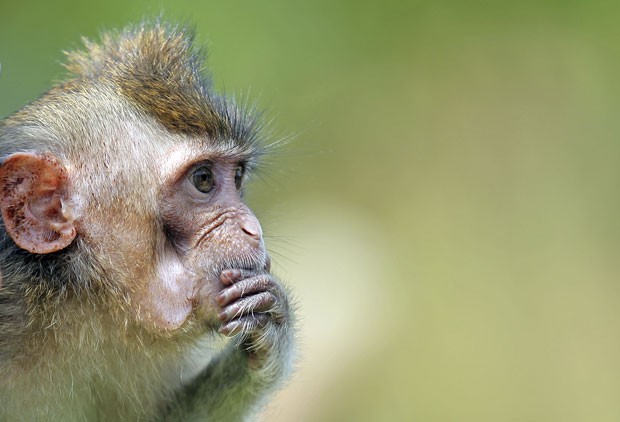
xmin=0 ymin=25 xmax=284 ymax=339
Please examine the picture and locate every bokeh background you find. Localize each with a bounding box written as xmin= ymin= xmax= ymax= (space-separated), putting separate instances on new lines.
xmin=2 ymin=1 xmax=620 ymax=420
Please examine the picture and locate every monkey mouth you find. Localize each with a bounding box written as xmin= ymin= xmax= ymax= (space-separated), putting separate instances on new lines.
xmin=209 ymin=254 xmax=270 ymax=277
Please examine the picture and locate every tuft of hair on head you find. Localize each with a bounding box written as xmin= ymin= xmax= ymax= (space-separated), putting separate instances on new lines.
xmin=63 ymin=20 xmax=263 ymax=148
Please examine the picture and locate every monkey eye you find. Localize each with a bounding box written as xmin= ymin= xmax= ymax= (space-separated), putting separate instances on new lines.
xmin=234 ymin=164 xmax=245 ymax=190
xmin=191 ymin=165 xmax=215 ymax=194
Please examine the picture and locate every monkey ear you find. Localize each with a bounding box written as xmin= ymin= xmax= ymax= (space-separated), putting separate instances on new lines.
xmin=0 ymin=153 xmax=77 ymax=254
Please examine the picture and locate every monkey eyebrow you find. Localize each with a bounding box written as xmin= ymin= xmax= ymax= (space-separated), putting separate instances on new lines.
xmin=187 ymin=153 xmax=253 ymax=171
xmin=209 ymin=152 xmax=252 ymax=162
xmin=201 ymin=135 xmax=263 ymax=159
xmin=200 ymin=149 xmax=259 ymax=172
xmin=208 ymin=143 xmax=257 ymax=161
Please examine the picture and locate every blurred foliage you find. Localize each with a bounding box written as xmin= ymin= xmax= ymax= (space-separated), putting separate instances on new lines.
xmin=2 ymin=1 xmax=620 ymax=421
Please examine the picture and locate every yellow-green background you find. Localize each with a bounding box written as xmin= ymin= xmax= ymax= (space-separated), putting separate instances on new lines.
xmin=2 ymin=1 xmax=619 ymax=421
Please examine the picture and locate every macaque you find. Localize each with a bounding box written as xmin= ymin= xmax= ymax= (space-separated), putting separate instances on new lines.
xmin=0 ymin=22 xmax=295 ymax=421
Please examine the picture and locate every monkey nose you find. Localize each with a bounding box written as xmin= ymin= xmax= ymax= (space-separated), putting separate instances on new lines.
xmin=239 ymin=214 xmax=263 ymax=244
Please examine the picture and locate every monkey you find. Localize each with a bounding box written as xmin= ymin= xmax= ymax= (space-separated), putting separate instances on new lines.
xmin=0 ymin=21 xmax=295 ymax=421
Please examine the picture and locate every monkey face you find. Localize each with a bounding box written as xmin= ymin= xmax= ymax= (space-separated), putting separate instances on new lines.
xmin=102 ymin=141 xmax=271 ymax=333
xmin=157 ymin=156 xmax=271 ymax=329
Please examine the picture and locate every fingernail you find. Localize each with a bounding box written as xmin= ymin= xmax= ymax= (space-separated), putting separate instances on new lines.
xmin=221 ymin=269 xmax=241 ymax=284
xmin=220 ymin=271 xmax=232 ymax=284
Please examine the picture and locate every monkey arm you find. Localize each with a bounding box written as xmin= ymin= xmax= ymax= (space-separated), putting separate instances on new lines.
xmin=162 ymin=275 xmax=296 ymax=421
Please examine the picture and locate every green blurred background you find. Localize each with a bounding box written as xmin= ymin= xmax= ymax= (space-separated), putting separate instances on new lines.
xmin=2 ymin=1 xmax=620 ymax=420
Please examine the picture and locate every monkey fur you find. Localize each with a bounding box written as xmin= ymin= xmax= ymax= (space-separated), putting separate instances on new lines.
xmin=0 ymin=22 xmax=295 ymax=421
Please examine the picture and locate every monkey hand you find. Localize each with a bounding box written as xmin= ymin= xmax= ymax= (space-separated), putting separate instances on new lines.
xmin=216 ymin=268 xmax=293 ymax=369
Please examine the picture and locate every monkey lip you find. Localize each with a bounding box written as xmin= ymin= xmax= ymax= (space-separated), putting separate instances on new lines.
xmin=204 ymin=252 xmax=270 ymax=276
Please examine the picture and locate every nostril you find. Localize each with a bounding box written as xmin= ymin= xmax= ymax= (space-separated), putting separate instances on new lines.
xmin=242 ymin=226 xmax=259 ymax=239
xmin=239 ymin=215 xmax=262 ymax=240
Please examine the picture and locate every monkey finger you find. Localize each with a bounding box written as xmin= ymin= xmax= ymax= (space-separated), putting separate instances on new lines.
xmin=218 ymin=292 xmax=276 ymax=323
xmin=216 ymin=275 xmax=273 ymax=306
xmin=219 ymin=314 xmax=269 ymax=336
